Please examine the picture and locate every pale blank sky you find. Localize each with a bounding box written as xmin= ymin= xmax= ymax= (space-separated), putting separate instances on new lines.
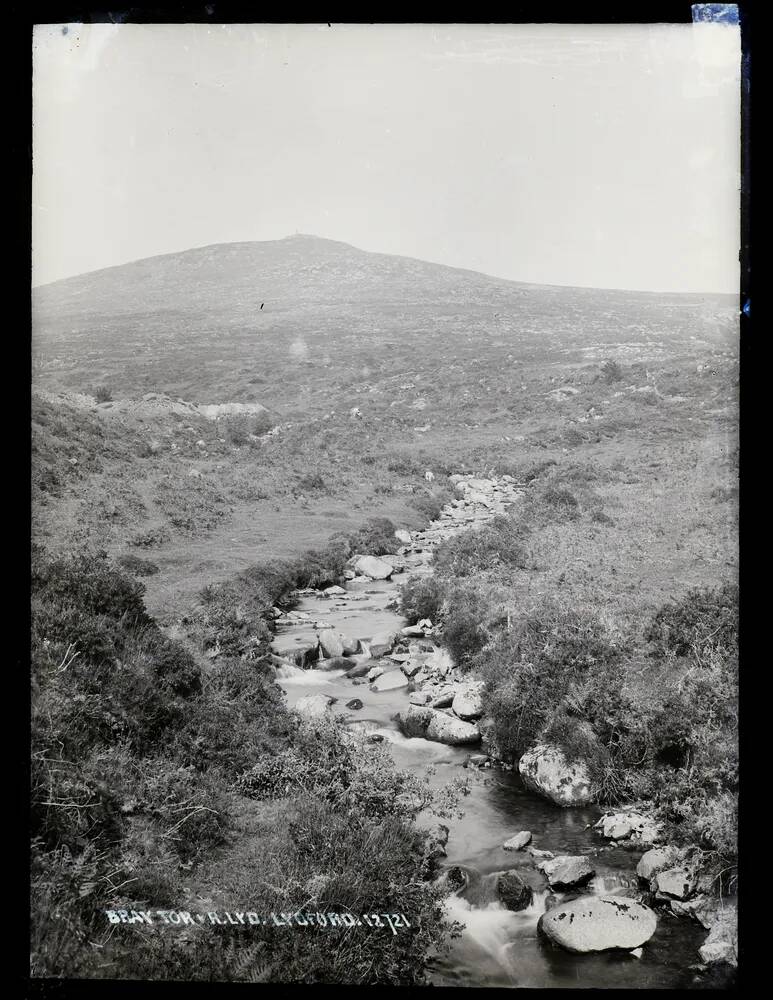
xmin=32 ymin=22 xmax=741 ymax=292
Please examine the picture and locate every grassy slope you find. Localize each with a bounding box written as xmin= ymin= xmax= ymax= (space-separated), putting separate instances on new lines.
xmin=30 ymin=239 xmax=738 ymax=979
xmin=32 ymin=236 xmax=737 ymax=627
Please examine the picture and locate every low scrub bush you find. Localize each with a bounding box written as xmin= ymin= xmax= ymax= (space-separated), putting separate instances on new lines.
xmin=601 ymin=359 xmax=623 ymax=383
xmin=433 ymin=516 xmax=531 ymax=578
xmin=117 ymin=553 xmax=160 ymax=576
xmin=441 ymin=587 xmax=495 ymax=669
xmin=295 ymin=472 xmax=328 ymax=495
xmin=399 ymin=576 xmax=445 ymax=625
xmin=337 ymin=517 xmax=400 ymax=557
xmin=645 ymin=582 xmax=738 ymax=660
xmin=408 ymin=488 xmax=453 ymax=522
xmin=477 ymin=602 xmax=625 ymax=763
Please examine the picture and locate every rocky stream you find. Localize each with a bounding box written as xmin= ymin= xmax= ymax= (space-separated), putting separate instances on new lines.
xmin=268 ymin=475 xmax=735 ymax=988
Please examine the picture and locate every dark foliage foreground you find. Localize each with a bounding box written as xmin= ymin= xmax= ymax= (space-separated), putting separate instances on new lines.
xmin=30 ymin=547 xmax=451 ymax=982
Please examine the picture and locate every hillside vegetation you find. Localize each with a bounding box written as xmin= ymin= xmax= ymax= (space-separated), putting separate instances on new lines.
xmin=31 ymin=237 xmax=738 ymax=980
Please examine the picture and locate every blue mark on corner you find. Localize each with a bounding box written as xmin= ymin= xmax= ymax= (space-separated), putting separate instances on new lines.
xmin=742 ymin=300 xmax=750 ymax=318
xmin=691 ymin=4 xmax=740 ymax=24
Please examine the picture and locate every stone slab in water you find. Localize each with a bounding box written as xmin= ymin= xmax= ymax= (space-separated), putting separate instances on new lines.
xmin=503 ymin=831 xmax=532 ymax=851
xmin=371 ymin=669 xmax=410 ymax=692
xmin=538 ymin=855 xmax=595 ymax=888
xmin=538 ymin=894 xmax=658 ymax=953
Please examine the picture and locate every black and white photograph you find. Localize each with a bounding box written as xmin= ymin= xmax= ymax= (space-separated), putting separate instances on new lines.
xmin=30 ymin=12 xmax=742 ymax=988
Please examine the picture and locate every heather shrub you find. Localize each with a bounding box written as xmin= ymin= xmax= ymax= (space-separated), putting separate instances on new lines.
xmin=476 ymin=602 xmax=624 ymax=763
xmin=645 ymin=582 xmax=738 ymax=660
xmin=399 ymin=576 xmax=444 ymax=625
xmin=339 ymin=517 xmax=400 ymax=556
xmin=433 ymin=516 xmax=531 ymax=578
xmin=408 ymin=488 xmax=453 ymax=521
xmin=440 ymin=587 xmax=494 ymax=668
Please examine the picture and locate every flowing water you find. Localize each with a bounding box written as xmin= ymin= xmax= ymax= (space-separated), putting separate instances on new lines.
xmin=272 ymin=483 xmax=707 ymax=988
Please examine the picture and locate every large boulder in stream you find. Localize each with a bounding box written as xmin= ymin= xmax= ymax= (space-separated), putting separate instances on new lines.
xmin=497 ymin=871 xmax=533 ymax=911
xmin=353 ymin=555 xmax=393 ymax=580
xmin=538 ymin=895 xmax=658 ymax=953
xmin=318 ymin=630 xmax=345 ymax=658
xmin=398 ymin=704 xmax=481 ymax=746
xmin=452 ymin=681 xmax=485 ymax=720
xmin=518 ymin=744 xmax=592 ymax=807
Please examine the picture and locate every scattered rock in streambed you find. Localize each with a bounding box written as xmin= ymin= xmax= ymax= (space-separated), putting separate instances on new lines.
xmin=345 ymin=661 xmax=372 ymax=678
xmin=409 ymin=690 xmax=433 ymax=705
xmin=345 ymin=699 xmax=363 ymax=711
xmin=270 ymin=640 xmax=320 ymax=668
xmin=318 ymin=630 xmax=361 ymax=658
xmin=636 ymin=846 xmax=683 ymax=883
xmin=315 ymin=656 xmax=354 ymax=671
xmin=503 ymin=831 xmax=532 ymax=851
xmin=527 ymin=847 xmax=555 ymax=861
xmin=538 ymin=895 xmax=658 ymax=954
xmin=322 ymin=585 xmax=347 ymax=597
xmin=367 ymin=631 xmax=399 ymax=658
xmin=400 ymin=660 xmax=423 ymax=678
xmin=317 ymin=630 xmax=344 ymax=658
xmin=595 ymin=808 xmax=663 ymax=845
xmin=452 ymin=681 xmax=485 ymax=721
xmin=395 ymin=529 xmax=412 ymax=545
xmin=497 ymin=871 xmax=533 ymax=911
xmin=518 ymin=744 xmax=592 ymax=807
xmin=653 ymin=867 xmax=697 ymax=901
xmin=294 ymin=694 xmax=335 ymax=719
xmin=353 ymin=555 xmax=393 ymax=580
xmin=438 ymin=865 xmax=468 ymax=894
xmin=698 ymin=902 xmax=737 ymax=968
xmin=466 ymin=753 xmax=489 ymax=768
xmin=367 ymin=665 xmax=385 ymax=682
xmin=669 ymin=892 xmax=731 ymax=931
xmin=431 ymin=688 xmax=456 ymax=708
xmin=370 ymin=670 xmax=410 ymax=692
xmin=398 ymin=704 xmax=481 ymax=746
xmin=538 ymin=855 xmax=595 ymax=889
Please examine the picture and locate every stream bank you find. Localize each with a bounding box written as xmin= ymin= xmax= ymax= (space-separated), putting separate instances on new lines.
xmin=267 ymin=476 xmax=727 ymax=988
